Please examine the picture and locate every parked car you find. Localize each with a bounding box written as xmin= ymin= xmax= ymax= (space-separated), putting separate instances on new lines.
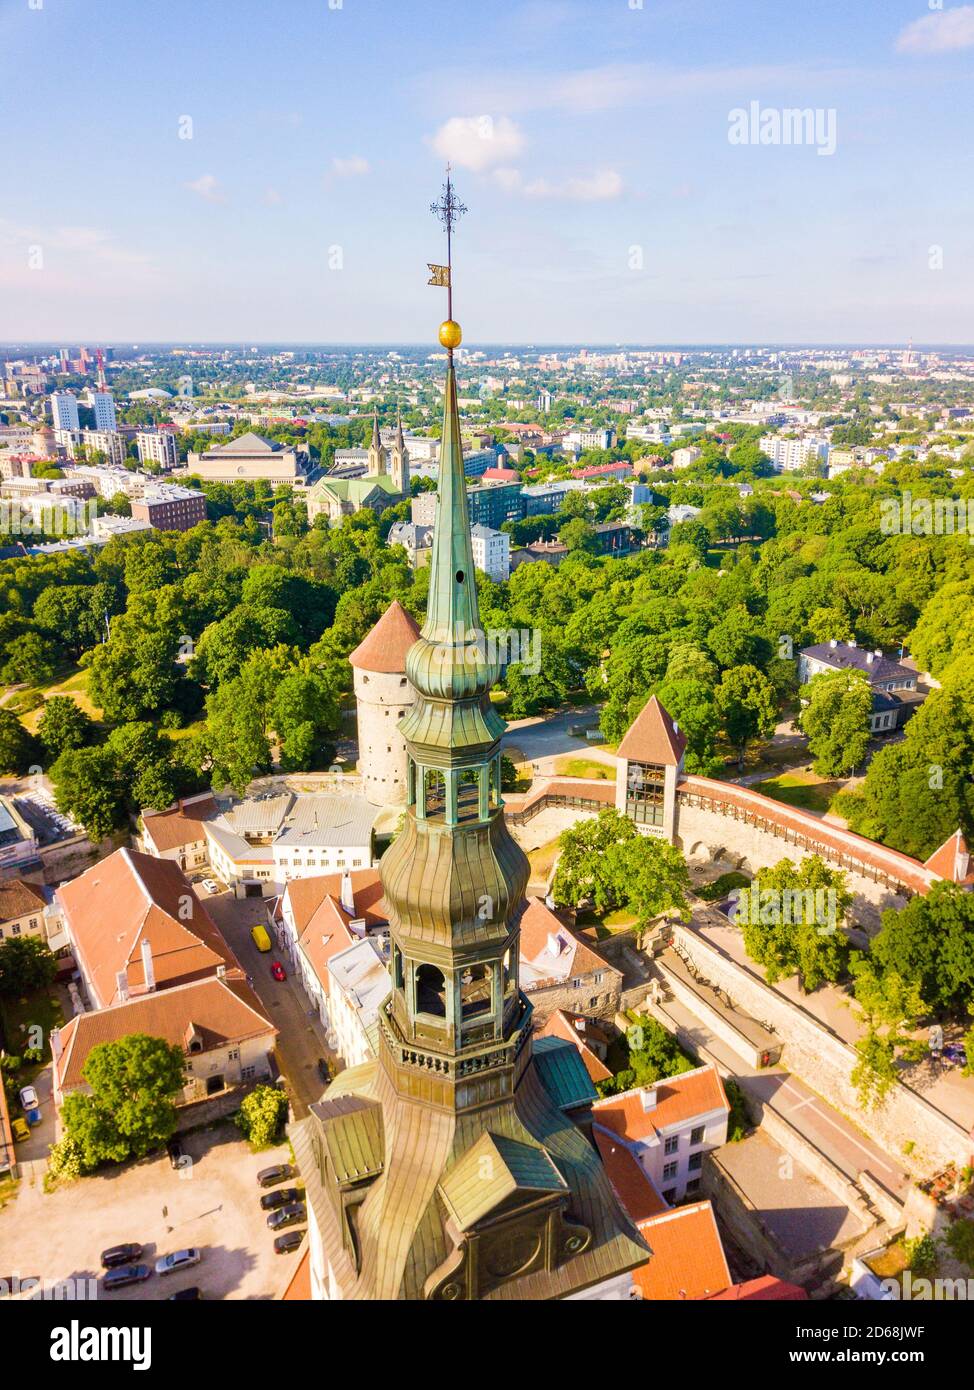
xmin=18 ymin=1085 xmax=38 ymax=1112
xmin=168 ymin=1286 xmax=203 ymax=1300
xmin=155 ymin=1248 xmax=201 ymax=1277
xmin=202 ymin=879 xmax=220 ymax=894
xmin=267 ymin=1203 xmax=306 ymax=1232
xmin=166 ymin=1137 xmax=185 ymax=1169
xmin=11 ymin=1118 xmax=30 ymax=1143
xmin=101 ymin=1243 xmax=144 ymax=1269
xmin=316 ymin=1057 xmax=330 ymax=1083
xmin=944 ymin=1043 xmax=968 ymax=1068
xmin=270 ymin=960 xmax=286 ymax=982
xmin=257 ymin=1163 xmax=295 ymax=1189
xmin=260 ymin=1186 xmax=302 ymax=1212
xmin=103 ymin=1264 xmax=152 ymax=1291
xmin=273 ymin=1230 xmax=305 ymax=1255
xmin=24 ymin=1110 xmax=41 ymax=1127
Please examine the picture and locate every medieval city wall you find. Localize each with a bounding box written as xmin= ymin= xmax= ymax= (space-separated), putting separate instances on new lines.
xmin=674 ymin=800 xmax=910 ymax=933
xmin=671 ymin=922 xmax=971 ymax=1179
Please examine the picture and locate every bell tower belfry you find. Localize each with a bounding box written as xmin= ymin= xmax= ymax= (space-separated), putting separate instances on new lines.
xmin=290 ymin=173 xmax=648 ymax=1303
xmin=366 ymin=408 xmax=387 ymax=477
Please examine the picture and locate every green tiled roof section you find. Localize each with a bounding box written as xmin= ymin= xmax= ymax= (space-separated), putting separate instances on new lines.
xmin=532 ymin=1037 xmax=598 ymax=1111
xmin=313 ymin=475 xmax=401 ymax=503
xmin=439 ymin=1130 xmax=568 ymax=1232
xmin=423 ymin=362 xmax=481 ymax=646
xmin=399 ymin=692 xmax=504 ymax=752
xmin=316 ymin=1095 xmax=385 ymax=1184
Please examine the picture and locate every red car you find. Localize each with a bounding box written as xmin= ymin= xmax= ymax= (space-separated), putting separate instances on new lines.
xmin=271 ymin=961 xmax=286 ymax=982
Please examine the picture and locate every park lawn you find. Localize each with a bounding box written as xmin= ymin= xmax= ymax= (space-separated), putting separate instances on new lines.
xmin=166 ymin=719 xmax=207 ymax=742
xmin=554 ymin=756 xmax=614 ymax=780
xmin=20 ymin=666 xmax=103 ymax=731
xmin=0 ymin=988 xmax=65 ymax=1072
xmin=753 ymin=770 xmax=842 ymax=815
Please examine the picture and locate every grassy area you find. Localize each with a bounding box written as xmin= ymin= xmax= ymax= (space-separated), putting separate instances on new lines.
xmin=16 ymin=666 xmax=103 ymax=732
xmin=575 ymin=906 xmax=639 ymax=940
xmin=527 ymin=838 xmax=561 ymax=887
xmin=753 ymin=770 xmax=841 ymax=815
xmin=554 ymin=756 xmax=614 ymax=780
xmin=166 ymin=719 xmax=207 ymax=742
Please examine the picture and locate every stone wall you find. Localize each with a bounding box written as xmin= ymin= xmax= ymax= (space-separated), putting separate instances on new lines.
xmin=675 ymin=799 xmax=909 ymax=932
xmin=672 ymin=922 xmax=971 ymax=1178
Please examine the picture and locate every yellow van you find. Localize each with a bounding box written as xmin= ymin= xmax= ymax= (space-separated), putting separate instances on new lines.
xmin=250 ymin=924 xmax=272 ymax=953
xmin=12 ymin=1118 xmax=30 ymax=1143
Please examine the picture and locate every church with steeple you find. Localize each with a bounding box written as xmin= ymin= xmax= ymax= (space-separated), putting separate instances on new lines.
xmin=307 ymin=407 xmax=410 ymax=527
xmin=289 ymin=177 xmax=649 ymax=1301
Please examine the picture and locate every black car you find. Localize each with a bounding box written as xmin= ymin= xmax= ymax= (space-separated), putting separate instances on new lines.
xmin=260 ymin=1186 xmax=302 ymax=1212
xmin=256 ymin=1163 xmax=294 ymax=1189
xmin=103 ymin=1264 xmax=152 ymax=1291
xmin=166 ymin=1138 xmax=184 ymax=1169
xmin=101 ymin=1243 xmax=144 ymax=1269
xmin=316 ymin=1057 xmax=330 ymax=1083
xmin=168 ymin=1286 xmax=203 ymax=1301
xmin=273 ymin=1230 xmax=305 ymax=1255
xmin=267 ymin=1202 xmax=306 ymax=1232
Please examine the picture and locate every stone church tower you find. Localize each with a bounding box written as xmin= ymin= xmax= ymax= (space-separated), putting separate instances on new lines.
xmin=389 ymin=408 xmax=410 ymax=496
xmin=349 ymin=600 xmax=420 ymax=807
xmin=366 ymin=408 xmax=387 ymax=478
xmin=291 ymin=186 xmax=647 ymax=1301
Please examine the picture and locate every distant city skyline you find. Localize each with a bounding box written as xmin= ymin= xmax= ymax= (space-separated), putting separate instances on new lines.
xmin=2 ymin=0 xmax=973 ymax=343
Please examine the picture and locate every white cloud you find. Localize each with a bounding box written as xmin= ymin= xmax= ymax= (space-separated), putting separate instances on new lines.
xmin=896 ymin=5 xmax=974 ymax=54
xmin=430 ymin=115 xmax=525 ymax=172
xmin=331 ymin=156 xmax=370 ymax=177
xmin=523 ymin=169 xmax=623 ymax=201
xmin=185 ymin=174 xmax=226 ymax=204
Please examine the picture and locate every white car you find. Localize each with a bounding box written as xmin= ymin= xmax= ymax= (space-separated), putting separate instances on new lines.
xmin=155 ymin=1248 xmax=201 ymax=1277
xmin=201 ymin=879 xmax=220 ymax=894
xmin=19 ymin=1085 xmax=39 ymax=1111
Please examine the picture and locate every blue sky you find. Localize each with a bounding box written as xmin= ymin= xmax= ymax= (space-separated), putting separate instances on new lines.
xmin=1 ymin=0 xmax=973 ymax=344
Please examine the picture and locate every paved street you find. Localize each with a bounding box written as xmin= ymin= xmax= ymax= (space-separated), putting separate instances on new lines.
xmin=201 ymin=889 xmax=337 ymax=1118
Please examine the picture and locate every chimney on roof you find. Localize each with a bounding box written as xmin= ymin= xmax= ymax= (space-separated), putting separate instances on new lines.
xmin=216 ymin=964 xmax=226 ymax=980
xmin=829 ymin=639 xmax=837 ymax=648
xmin=849 ymin=638 xmax=857 ymax=648
xmin=340 ymin=870 xmax=355 ymax=917
xmin=141 ymin=939 xmax=156 ymax=993
xmin=866 ymin=652 xmax=874 ymax=664
xmin=640 ymin=1087 xmax=657 ymax=1112
xmin=547 ymin=932 xmax=563 ymax=956
xmin=116 ymin=969 xmax=130 ymax=1004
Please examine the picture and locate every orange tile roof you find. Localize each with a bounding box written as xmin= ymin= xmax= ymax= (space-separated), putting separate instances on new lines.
xmin=285 ymin=868 xmax=387 ymax=933
xmin=538 ymin=1010 xmax=612 ymax=1083
xmin=617 ymin=695 xmax=687 ymax=766
xmin=280 ymin=1248 xmax=311 ymax=1300
xmin=633 ymin=1202 xmax=731 ymax=1300
xmin=141 ymin=794 xmax=218 ymax=853
xmin=348 ymin=599 xmax=420 ymax=673
xmin=592 ymin=1064 xmax=729 ymax=1143
xmin=707 ymin=1275 xmax=808 ymax=1301
xmin=594 ymin=1128 xmax=668 ymax=1223
xmin=0 ymin=878 xmax=46 ymax=923
xmin=924 ymin=829 xmax=974 ymax=884
xmin=54 ymin=975 xmax=275 ymax=1091
xmin=517 ymin=897 xmax=617 ymax=986
xmin=58 ymin=848 xmax=242 ymax=1008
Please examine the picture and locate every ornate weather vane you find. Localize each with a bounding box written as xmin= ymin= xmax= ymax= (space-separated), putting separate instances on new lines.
xmin=428 ymin=165 xmax=466 ymax=350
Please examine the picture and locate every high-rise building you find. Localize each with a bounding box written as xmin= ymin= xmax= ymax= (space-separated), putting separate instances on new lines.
xmin=92 ymin=391 xmax=117 ymax=432
xmin=51 ymin=391 xmax=80 ymax=431
xmin=291 ymin=187 xmax=648 ymax=1301
xmin=136 ymin=429 xmax=180 ymax=470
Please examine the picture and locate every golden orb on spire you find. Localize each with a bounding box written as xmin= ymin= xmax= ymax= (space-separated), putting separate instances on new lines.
xmin=439 ymin=319 xmax=462 ymax=350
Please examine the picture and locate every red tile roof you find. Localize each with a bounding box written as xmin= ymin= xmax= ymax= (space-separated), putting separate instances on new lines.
xmin=280 ymin=1248 xmax=311 ymax=1300
xmin=594 ymin=1128 xmax=668 ymax=1223
xmin=0 ymin=878 xmax=46 ymax=923
xmin=518 ymin=897 xmax=617 ymax=987
xmin=348 ymin=599 xmax=420 ymax=673
xmin=54 ymin=975 xmax=275 ymax=1092
xmin=592 ymin=1064 xmax=729 ymax=1143
xmin=58 ymin=848 xmax=242 ymax=1008
xmin=633 ymin=1202 xmax=731 ymax=1300
xmin=924 ymin=829 xmax=974 ymax=884
xmin=618 ymin=695 xmax=687 ymax=766
xmin=707 ymin=1274 xmax=807 ymax=1301
xmin=141 ymin=794 xmax=218 ymax=853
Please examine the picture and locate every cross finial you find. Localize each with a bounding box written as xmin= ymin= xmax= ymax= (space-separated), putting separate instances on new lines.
xmin=431 ymin=167 xmax=467 ymax=236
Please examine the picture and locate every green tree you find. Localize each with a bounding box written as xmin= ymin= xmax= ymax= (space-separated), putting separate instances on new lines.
xmin=716 ymin=664 xmax=777 ymax=770
xmin=235 ymin=1084 xmax=289 ymax=1147
xmin=0 ymin=708 xmax=36 ymax=774
xmin=552 ymin=808 xmax=688 ymax=923
xmin=36 ymin=696 xmax=95 ymax=761
xmin=60 ymin=1034 xmax=185 ymax=1170
xmin=739 ymin=857 xmax=852 ymax=991
xmin=597 ymin=1015 xmax=695 ymax=1097
xmin=49 ymin=745 xmax=124 ymax=842
xmin=0 ymin=935 xmax=57 ymax=996
xmin=799 ymin=669 xmax=873 ymax=777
